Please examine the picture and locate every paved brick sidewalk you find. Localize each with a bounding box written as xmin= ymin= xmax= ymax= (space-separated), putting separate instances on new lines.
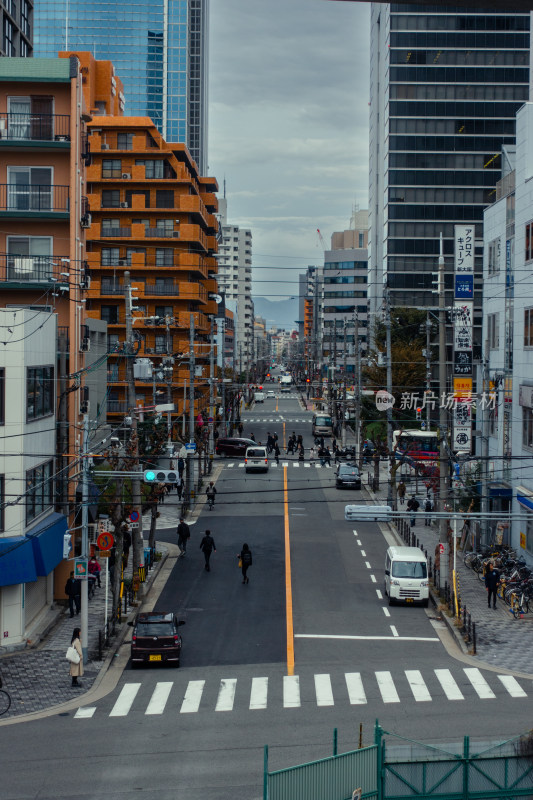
xmin=363 ymin=459 xmax=533 ymax=675
xmin=0 ymin=538 xmax=168 ymax=718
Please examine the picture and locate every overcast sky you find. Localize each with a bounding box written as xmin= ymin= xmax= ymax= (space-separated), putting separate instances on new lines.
xmin=208 ymin=0 xmax=370 ymax=302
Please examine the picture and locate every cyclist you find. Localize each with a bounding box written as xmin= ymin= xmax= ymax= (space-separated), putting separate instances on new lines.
xmin=206 ymin=481 xmax=217 ymax=510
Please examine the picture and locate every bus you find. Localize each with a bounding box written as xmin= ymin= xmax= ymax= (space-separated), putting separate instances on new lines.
xmin=392 ymin=429 xmax=439 ymax=462
xmin=312 ymin=413 xmax=333 ymax=437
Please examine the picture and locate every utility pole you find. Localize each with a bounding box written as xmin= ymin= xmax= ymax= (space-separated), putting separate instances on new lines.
xmin=354 ymin=310 xmax=362 ymax=467
xmin=80 ymin=413 xmax=89 ymax=663
xmin=124 ymin=271 xmax=144 ymax=594
xmin=187 ymin=315 xmax=195 ymax=504
xmin=438 ymin=233 xmax=449 ymax=542
xmin=385 ymin=288 xmax=393 ymax=507
xmin=165 ymin=315 xmax=173 ymax=444
xmin=342 ymin=318 xmax=347 ymax=447
xmin=208 ymin=318 xmax=215 ymax=465
xmin=220 ymin=318 xmax=227 ymax=437
xmin=480 ymin=340 xmax=490 ymax=543
xmin=425 ymin=313 xmax=432 ymax=433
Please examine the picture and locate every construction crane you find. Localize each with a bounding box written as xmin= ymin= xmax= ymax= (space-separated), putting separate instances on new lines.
xmin=316 ymin=228 xmax=326 ymax=251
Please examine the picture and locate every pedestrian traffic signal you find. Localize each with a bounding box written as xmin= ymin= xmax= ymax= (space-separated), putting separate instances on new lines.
xmin=63 ymin=533 xmax=72 ymax=559
xmin=143 ymin=469 xmax=178 ymax=484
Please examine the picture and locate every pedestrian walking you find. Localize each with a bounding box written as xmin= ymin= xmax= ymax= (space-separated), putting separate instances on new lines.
xmin=407 ymin=495 xmax=419 ymax=527
xmin=64 ymin=571 xmax=81 ymax=617
xmin=177 ymin=457 xmax=185 ymax=478
xmin=397 ymin=481 xmax=406 ymax=505
xmin=177 ymin=516 xmax=191 ymax=555
xmin=266 ymin=432 xmax=274 ymax=454
xmin=200 ymin=529 xmax=216 ymax=571
xmin=274 ymin=442 xmax=280 ymax=465
xmin=324 ymin=447 xmax=331 ymax=466
xmin=238 ymin=543 xmax=253 ymax=584
xmin=250 ymin=433 xmax=256 ymax=442
xmin=176 ymin=475 xmax=184 ymax=500
xmin=298 ymin=445 xmax=305 ymax=462
xmin=424 ymin=496 xmax=432 ymax=526
xmin=485 ymin=561 xmax=500 ymax=609
xmin=88 ymin=555 xmax=101 ymax=588
xmin=309 ymin=446 xmax=316 ymax=463
xmin=69 ymin=627 xmax=84 ymax=688
xmin=238 ymin=422 xmax=244 ymax=437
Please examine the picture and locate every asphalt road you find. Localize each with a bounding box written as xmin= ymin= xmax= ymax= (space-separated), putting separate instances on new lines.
xmin=3 ymin=380 xmax=533 ymax=799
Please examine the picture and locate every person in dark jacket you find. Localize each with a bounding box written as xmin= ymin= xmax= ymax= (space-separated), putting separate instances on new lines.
xmin=199 ymin=530 xmax=216 ymax=571
xmin=485 ymin=561 xmax=500 ymax=609
xmin=274 ymin=442 xmax=280 ymax=465
xmin=65 ymin=571 xmax=81 ymax=618
xmin=177 ymin=517 xmax=191 ymax=555
xmin=238 ymin=543 xmax=253 ymax=584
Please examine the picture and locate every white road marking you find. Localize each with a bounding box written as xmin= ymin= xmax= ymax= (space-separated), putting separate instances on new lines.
xmin=357 ymin=541 xmax=362 ymax=546
xmin=215 ymin=678 xmax=237 ymax=711
xmin=304 ymin=463 xmax=311 ymax=468
xmin=345 ymin=672 xmax=367 ymax=704
xmin=315 ymin=464 xmax=322 ymax=468
xmin=145 ymin=681 xmax=173 ymax=715
xmin=283 ymin=675 xmax=301 ymax=707
xmin=226 ymin=463 xmax=234 ymax=468
xmin=405 ymin=670 xmax=432 ymax=702
xmin=249 ymin=677 xmax=268 ymax=710
xmin=383 ymin=607 xmax=391 ymax=617
xmin=293 ymin=463 xmax=299 ymax=468
xmin=376 ymin=671 xmax=400 ymax=703
xmin=271 ymin=463 xmax=278 ymax=467
xmin=360 ymin=550 xmax=366 ymax=557
xmin=180 ymin=680 xmax=205 ymax=713
xmin=435 ymin=669 xmax=464 ymax=700
xmin=314 ymin=674 xmax=334 ymax=706
xmin=464 ymin=668 xmax=496 ymax=699
xmin=390 ymin=626 xmax=399 ymax=637
xmin=497 ymin=675 xmax=527 ymax=698
xmin=282 ymin=462 xmax=289 ymax=467
xmin=294 ymin=633 xmax=439 ymax=642
xmin=365 ymin=561 xmax=371 ymax=569
xmin=109 ymin=683 xmax=141 ymax=717
xmin=352 ymin=529 xmax=358 ymax=536
xmin=238 ymin=462 xmax=245 ymax=467
xmin=370 ymin=575 xmax=377 ymax=583
xmin=74 ymin=706 xmax=96 ymax=718
xmin=376 ymin=589 xmax=383 ymax=599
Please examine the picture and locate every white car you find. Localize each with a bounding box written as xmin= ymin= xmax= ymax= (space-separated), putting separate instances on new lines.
xmin=267 ymin=390 xmax=275 ymax=398
xmin=245 ymin=446 xmax=269 ymax=473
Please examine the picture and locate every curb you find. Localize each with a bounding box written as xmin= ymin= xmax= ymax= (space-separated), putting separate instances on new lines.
xmin=0 ymin=541 xmax=177 ymax=726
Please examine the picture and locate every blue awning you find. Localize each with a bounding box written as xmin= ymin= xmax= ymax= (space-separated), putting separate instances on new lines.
xmin=0 ymin=537 xmax=37 ymax=587
xmin=27 ymin=512 xmax=68 ymax=576
xmin=517 ymin=486 xmax=533 ymax=511
xmin=489 ymin=483 xmax=512 ymax=498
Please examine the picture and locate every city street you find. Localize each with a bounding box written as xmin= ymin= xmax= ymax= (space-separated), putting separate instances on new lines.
xmin=2 ymin=383 xmax=533 ymax=800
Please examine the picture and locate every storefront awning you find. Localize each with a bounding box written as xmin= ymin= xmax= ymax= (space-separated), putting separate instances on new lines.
xmin=0 ymin=537 xmax=37 ymax=587
xmin=516 ymin=486 xmax=533 ymax=511
xmin=489 ymin=483 xmax=512 ymax=498
xmin=27 ymin=512 xmax=68 ymax=576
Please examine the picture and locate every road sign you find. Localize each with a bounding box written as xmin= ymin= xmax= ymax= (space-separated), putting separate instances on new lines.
xmin=129 ymin=522 xmax=139 ymax=530
xmin=74 ymin=559 xmax=88 ymax=578
xmin=129 ymin=510 xmax=140 ymax=523
xmin=439 ymin=543 xmax=445 ymax=554
xmin=98 ymin=551 xmax=111 ymax=559
xmin=185 ymin=442 xmax=197 ymax=453
xmin=208 ymin=417 xmax=213 ymax=423
xmin=97 ymin=532 xmax=114 ymax=551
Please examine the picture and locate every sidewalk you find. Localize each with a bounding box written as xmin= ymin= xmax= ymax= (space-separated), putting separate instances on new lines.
xmin=0 ymin=538 xmax=169 ymax=719
xmin=363 ymin=459 xmax=533 ymax=675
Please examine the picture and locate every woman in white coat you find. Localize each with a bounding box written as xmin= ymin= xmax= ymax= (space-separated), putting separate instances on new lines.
xmin=70 ymin=627 xmax=84 ymax=688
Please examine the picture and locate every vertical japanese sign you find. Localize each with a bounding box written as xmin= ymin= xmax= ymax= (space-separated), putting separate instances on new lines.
xmin=453 ymin=226 xmax=474 ymax=452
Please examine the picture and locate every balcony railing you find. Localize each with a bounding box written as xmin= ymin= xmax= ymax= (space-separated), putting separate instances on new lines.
xmin=101 ymin=226 xmax=132 ymax=237
xmin=0 ymin=253 xmax=70 ymax=283
xmin=145 ymin=283 xmax=180 ymax=296
xmin=0 ymin=184 xmax=69 ymax=213
xmin=107 ymin=400 xmax=128 ymax=413
xmin=144 ymin=227 xmax=180 ymax=238
xmin=100 ymin=282 xmax=125 ymax=295
xmin=0 ymin=112 xmax=70 ymax=142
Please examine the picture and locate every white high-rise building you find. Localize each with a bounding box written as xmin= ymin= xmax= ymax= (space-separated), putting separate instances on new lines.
xmin=216 ymin=197 xmax=254 ymax=371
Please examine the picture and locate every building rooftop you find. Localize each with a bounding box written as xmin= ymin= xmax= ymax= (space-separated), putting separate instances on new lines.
xmin=0 ymin=57 xmax=74 ymax=83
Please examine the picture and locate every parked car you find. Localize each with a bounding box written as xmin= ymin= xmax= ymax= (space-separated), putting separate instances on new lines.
xmin=335 ymin=463 xmax=362 ymax=489
xmin=129 ymin=611 xmax=185 ymax=668
xmin=245 ymin=445 xmax=269 ymax=473
xmin=216 ymin=437 xmax=257 ymax=457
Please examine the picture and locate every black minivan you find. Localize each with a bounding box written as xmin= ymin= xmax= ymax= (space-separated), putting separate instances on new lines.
xmin=215 ymin=437 xmax=257 ymax=457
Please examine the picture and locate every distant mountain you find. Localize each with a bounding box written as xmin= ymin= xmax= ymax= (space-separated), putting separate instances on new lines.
xmin=253 ymin=296 xmax=299 ymax=330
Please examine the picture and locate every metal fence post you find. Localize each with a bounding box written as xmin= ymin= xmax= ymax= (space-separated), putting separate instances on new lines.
xmin=263 ymin=744 xmax=268 ymax=800
xmin=333 ymin=727 xmax=338 ymax=757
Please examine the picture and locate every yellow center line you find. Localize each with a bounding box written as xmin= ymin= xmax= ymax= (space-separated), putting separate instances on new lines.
xmin=284 ymin=466 xmax=295 ymax=676
xmin=276 ymin=398 xmax=279 ymax=412
xmin=283 ymin=421 xmax=286 ymax=451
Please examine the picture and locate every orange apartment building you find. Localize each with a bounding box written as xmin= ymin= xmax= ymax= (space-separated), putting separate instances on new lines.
xmin=84 ymin=116 xmax=218 ymax=423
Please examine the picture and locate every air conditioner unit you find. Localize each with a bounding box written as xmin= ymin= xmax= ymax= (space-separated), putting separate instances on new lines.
xmin=101 ymin=143 xmax=110 ymax=150
xmin=80 ymin=337 xmax=91 ymax=352
xmin=122 ymin=173 xmax=131 ymax=179
xmin=118 ymin=259 xmax=128 ymax=266
xmin=120 ymin=201 xmax=128 ymax=208
xmin=173 ymin=231 xmax=180 ymax=238
xmin=81 ymin=213 xmax=92 ymax=229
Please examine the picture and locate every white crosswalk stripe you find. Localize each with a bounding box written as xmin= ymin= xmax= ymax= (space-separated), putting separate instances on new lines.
xmin=76 ymin=668 xmax=528 ymax=719
xmin=226 ymin=463 xmax=234 ymax=468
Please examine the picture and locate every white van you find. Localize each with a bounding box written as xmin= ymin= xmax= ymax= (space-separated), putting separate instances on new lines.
xmin=254 ymin=392 xmax=265 ymax=403
xmin=384 ymin=546 xmax=429 ymax=607
xmin=245 ymin=446 xmax=269 ymax=473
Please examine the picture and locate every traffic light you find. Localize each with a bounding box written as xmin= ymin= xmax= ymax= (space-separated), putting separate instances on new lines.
xmin=306 ymin=378 xmax=310 ymax=383
xmin=143 ymin=469 xmax=178 ymax=484
xmin=63 ymin=532 xmax=72 ymax=559
xmin=416 ymin=407 xmax=422 ymax=421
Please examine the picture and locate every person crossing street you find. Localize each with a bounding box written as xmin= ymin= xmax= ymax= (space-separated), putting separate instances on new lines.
xmin=200 ymin=529 xmax=216 ymax=571
xmin=177 ymin=517 xmax=191 ymax=555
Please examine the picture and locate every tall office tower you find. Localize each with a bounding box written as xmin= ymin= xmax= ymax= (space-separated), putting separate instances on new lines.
xmin=1 ymin=0 xmax=32 ymax=56
xmin=216 ymin=197 xmax=254 ymax=371
xmin=33 ymin=0 xmax=209 ymax=172
xmin=368 ymin=5 xmax=530 ymax=343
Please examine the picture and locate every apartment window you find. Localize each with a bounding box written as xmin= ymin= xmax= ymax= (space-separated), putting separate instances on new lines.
xmin=125 ymin=248 xmax=146 ymax=265
xmin=155 ymin=306 xmax=173 ymax=317
xmin=156 ymin=190 xmax=174 ymax=208
xmin=487 ymin=313 xmax=499 ymax=349
xmin=7 ymin=167 xmax=52 ymax=211
xmin=132 ymin=218 xmax=149 ymax=227
xmin=525 ymin=309 xmax=533 ymax=347
xmin=358 ymin=233 xmax=365 ymax=247
xmin=20 ymin=40 xmax=28 ymax=57
xmin=3 ymin=18 xmax=14 ymax=56
xmin=101 ymin=305 xmax=119 ymax=324
xmin=102 ymin=159 xmax=122 ymax=178
xmin=107 ymin=333 xmax=120 ymax=351
xmin=0 ymin=369 xmax=4 ymax=425
xmin=6 ymin=236 xmax=52 ymax=280
xmin=156 ymin=248 xmax=173 ymax=266
xmin=526 ymin=222 xmax=533 ymax=263
xmin=26 ymin=460 xmax=54 ymax=525
xmin=102 ymin=190 xmax=120 ymax=208
xmin=27 ymin=366 xmax=54 ymax=422
xmin=21 ymin=0 xmax=30 ymax=36
xmin=154 ymin=334 xmax=167 ymax=354
xmin=523 ymin=407 xmax=533 ymax=449
xmin=101 ymin=248 xmax=120 ymax=266
xmin=135 ymin=159 xmax=164 ymax=179
xmin=156 ymin=219 xmax=174 ymax=234
xmin=117 ymin=133 xmax=133 ymax=150
xmin=488 ymin=237 xmax=501 ymax=275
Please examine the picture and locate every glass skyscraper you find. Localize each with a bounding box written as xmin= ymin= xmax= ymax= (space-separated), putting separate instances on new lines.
xmin=34 ymin=0 xmax=208 ymax=172
xmin=368 ymin=5 xmax=530 ymax=340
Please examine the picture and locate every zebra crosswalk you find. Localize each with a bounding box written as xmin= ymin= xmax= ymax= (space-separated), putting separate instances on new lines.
xmin=225 ymin=462 xmax=331 ymax=469
xmin=245 ymin=417 xmax=309 ymax=423
xmin=74 ymin=667 xmax=530 ymax=720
